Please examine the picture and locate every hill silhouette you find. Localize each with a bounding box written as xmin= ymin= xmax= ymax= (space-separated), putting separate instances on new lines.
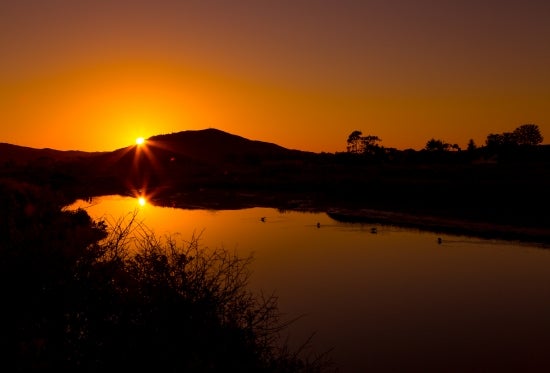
xmin=79 ymin=128 xmax=307 ymax=186
xmin=148 ymin=128 xmax=307 ymax=163
xmin=0 ymin=143 xmax=100 ymax=165
xmin=86 ymin=128 xmax=309 ymax=174
xmin=47 ymin=128 xmax=316 ymax=201
xmin=1 ymin=129 xmax=307 ymax=168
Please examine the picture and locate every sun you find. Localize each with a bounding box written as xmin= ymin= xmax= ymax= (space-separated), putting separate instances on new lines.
xmin=137 ymin=197 xmax=147 ymax=206
xmin=136 ymin=137 xmax=145 ymax=145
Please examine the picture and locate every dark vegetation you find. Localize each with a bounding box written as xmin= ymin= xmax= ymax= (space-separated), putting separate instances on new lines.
xmin=0 ymin=180 xmax=330 ymax=371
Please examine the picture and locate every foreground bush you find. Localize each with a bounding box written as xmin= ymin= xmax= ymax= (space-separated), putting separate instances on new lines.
xmin=0 ymin=180 xmax=331 ymax=372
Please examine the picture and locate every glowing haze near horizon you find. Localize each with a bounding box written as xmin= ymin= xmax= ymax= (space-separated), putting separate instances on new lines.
xmin=1 ymin=0 xmax=549 ymax=152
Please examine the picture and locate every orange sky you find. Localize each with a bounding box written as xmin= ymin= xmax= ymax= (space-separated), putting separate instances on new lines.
xmin=1 ymin=0 xmax=549 ymax=152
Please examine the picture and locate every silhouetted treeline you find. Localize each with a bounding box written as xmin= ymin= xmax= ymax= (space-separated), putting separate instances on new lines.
xmin=344 ymin=123 xmax=545 ymax=163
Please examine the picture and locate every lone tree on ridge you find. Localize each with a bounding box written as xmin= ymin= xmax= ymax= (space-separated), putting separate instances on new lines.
xmin=513 ymin=124 xmax=543 ymax=146
xmin=346 ymin=130 xmax=383 ymax=155
xmin=347 ymin=130 xmax=364 ymax=153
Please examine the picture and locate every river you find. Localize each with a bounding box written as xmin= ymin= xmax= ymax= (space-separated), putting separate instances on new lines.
xmin=67 ymin=195 xmax=550 ymax=372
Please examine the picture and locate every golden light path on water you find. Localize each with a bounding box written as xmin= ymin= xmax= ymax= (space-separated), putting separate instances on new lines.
xmin=66 ymin=195 xmax=550 ymax=372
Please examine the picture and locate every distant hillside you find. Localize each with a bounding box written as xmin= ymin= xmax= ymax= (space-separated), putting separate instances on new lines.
xmin=0 ymin=143 xmax=99 ymax=165
xmin=1 ymin=129 xmax=309 ymax=168
xmin=146 ymin=128 xmax=308 ymax=162
xmin=68 ymin=128 xmax=314 ymax=193
xmin=91 ymin=128 xmax=311 ymax=173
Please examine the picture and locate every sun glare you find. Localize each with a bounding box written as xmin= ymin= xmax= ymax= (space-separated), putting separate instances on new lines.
xmin=138 ymin=197 xmax=147 ymax=206
xmin=136 ymin=137 xmax=145 ymax=145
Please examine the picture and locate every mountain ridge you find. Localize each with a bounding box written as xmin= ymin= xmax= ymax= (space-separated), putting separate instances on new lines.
xmin=145 ymin=128 xmax=309 ymax=162
xmin=0 ymin=128 xmax=309 ymax=165
xmin=0 ymin=142 xmax=102 ymax=165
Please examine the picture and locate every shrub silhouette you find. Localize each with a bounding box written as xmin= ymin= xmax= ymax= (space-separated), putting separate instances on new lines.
xmin=0 ymin=181 xmax=331 ymax=372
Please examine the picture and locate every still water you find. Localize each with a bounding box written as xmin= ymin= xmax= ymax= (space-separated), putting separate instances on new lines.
xmin=68 ymin=195 xmax=550 ymax=372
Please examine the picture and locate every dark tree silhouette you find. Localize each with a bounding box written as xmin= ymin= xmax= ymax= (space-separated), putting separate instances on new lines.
xmin=513 ymin=124 xmax=543 ymax=146
xmin=425 ymin=138 xmax=450 ymax=152
xmin=346 ymin=131 xmax=382 ymax=155
xmin=485 ymin=132 xmax=516 ymax=149
xmin=346 ymin=130 xmax=363 ymax=154
xmin=467 ymin=139 xmax=477 ymax=152
xmin=362 ymin=135 xmax=382 ymax=155
xmin=486 ymin=124 xmax=543 ymax=151
xmin=485 ymin=133 xmax=501 ymax=148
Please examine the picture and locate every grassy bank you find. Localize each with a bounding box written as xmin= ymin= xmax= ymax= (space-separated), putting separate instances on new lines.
xmin=326 ymin=208 xmax=550 ymax=245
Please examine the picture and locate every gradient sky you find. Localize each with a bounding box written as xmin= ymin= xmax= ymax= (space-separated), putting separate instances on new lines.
xmin=1 ymin=0 xmax=549 ymax=152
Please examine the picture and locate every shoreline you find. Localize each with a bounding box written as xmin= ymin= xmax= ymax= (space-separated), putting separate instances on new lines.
xmin=326 ymin=207 xmax=550 ymax=246
xmin=72 ymin=188 xmax=550 ymax=246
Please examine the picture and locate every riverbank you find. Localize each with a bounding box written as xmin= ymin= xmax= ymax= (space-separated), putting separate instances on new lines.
xmin=326 ymin=207 xmax=550 ymax=245
xmin=105 ymin=187 xmax=550 ymax=245
xmin=135 ymin=188 xmax=550 ymax=245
